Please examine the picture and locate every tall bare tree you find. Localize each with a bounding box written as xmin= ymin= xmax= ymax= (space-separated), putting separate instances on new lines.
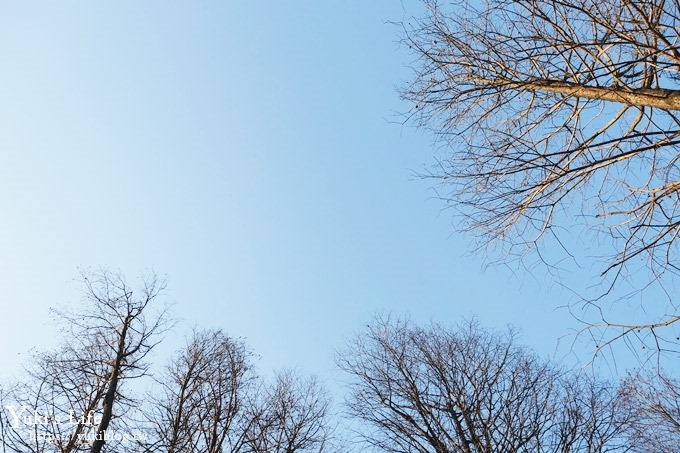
xmin=553 ymin=373 xmax=634 ymax=452
xmin=404 ymin=0 xmax=680 ymax=348
xmin=244 ymin=371 xmax=332 ymax=453
xmin=619 ymin=370 xmax=680 ymax=452
xmin=338 ymin=317 xmax=633 ymax=452
xmin=0 ymin=271 xmax=168 ymax=453
xmin=143 ymin=331 xmax=333 ymax=453
xmin=143 ymin=329 xmax=255 ymax=453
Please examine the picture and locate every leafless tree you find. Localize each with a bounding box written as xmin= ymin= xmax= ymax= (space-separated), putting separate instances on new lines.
xmin=0 ymin=271 xmax=168 ymax=453
xmin=552 ymin=373 xmax=635 ymax=452
xmin=403 ymin=0 xmax=680 ymax=348
xmin=0 ymin=273 xmax=335 ymax=453
xmin=142 ymin=329 xmax=255 ymax=453
xmin=619 ymin=370 xmax=680 ymax=452
xmin=338 ymin=316 xmax=633 ymax=452
xmin=244 ymin=371 xmax=332 ymax=453
xmin=142 ymin=331 xmax=333 ymax=453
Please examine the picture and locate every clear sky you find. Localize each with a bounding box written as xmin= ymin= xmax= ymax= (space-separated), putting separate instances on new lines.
xmin=0 ymin=0 xmax=644 ymax=390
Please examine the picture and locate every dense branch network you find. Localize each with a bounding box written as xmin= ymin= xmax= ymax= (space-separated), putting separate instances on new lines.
xmin=404 ymin=0 xmax=680 ymax=343
xmin=338 ymin=317 xmax=638 ymax=452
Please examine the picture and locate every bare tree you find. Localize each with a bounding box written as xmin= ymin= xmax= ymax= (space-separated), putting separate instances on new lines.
xmin=553 ymin=373 xmax=635 ymax=452
xmin=144 ymin=331 xmax=333 ymax=453
xmin=619 ymin=370 xmax=680 ymax=452
xmin=0 ymin=271 xmax=168 ymax=453
xmin=403 ymin=0 xmax=680 ymax=347
xmin=142 ymin=329 xmax=255 ymax=453
xmin=0 ymin=273 xmax=336 ymax=453
xmin=244 ymin=371 xmax=332 ymax=453
xmin=338 ymin=316 xmax=632 ymax=452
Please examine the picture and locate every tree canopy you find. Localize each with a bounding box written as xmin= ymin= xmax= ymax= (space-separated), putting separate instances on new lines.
xmin=338 ymin=317 xmax=636 ymax=452
xmin=403 ymin=0 xmax=680 ymax=349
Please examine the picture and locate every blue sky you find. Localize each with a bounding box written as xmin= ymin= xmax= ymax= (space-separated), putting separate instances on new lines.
xmin=0 ymin=1 xmax=636 ymax=388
